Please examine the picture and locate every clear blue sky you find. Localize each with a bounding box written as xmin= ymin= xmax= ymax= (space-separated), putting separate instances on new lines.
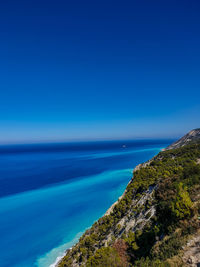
xmin=0 ymin=0 xmax=200 ymax=143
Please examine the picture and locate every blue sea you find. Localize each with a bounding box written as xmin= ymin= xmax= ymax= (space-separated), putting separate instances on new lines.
xmin=0 ymin=139 xmax=172 ymax=267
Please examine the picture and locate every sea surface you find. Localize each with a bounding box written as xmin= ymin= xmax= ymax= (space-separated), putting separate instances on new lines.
xmin=0 ymin=139 xmax=172 ymax=267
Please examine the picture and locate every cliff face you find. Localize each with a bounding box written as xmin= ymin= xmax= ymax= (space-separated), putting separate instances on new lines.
xmin=165 ymin=128 xmax=200 ymax=150
xmin=58 ymin=129 xmax=200 ymax=267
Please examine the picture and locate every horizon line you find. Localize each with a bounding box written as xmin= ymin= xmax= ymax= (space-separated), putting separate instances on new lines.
xmin=0 ymin=136 xmax=177 ymax=146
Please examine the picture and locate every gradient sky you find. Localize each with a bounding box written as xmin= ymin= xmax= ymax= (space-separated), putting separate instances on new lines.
xmin=0 ymin=0 xmax=200 ymax=143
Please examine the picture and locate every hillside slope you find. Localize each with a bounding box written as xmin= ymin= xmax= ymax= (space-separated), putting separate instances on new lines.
xmin=58 ymin=130 xmax=200 ymax=267
xmin=165 ymin=128 xmax=200 ymax=150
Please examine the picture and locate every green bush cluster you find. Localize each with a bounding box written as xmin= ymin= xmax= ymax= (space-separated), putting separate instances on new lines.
xmin=86 ymin=247 xmax=121 ymax=267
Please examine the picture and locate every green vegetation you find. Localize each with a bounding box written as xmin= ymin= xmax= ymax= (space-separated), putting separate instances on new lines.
xmin=86 ymin=247 xmax=121 ymax=267
xmin=58 ymin=141 xmax=200 ymax=267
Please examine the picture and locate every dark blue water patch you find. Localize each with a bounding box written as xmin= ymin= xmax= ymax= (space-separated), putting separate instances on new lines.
xmin=0 ymin=139 xmax=173 ymax=154
xmin=0 ymin=140 xmax=172 ymax=198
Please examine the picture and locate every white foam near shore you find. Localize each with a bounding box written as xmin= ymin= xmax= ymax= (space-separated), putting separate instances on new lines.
xmin=36 ymin=232 xmax=83 ymax=267
xmin=49 ymin=253 xmax=65 ymax=267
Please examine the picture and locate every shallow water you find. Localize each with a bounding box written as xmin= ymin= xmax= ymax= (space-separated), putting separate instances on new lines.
xmin=0 ymin=139 xmax=171 ymax=267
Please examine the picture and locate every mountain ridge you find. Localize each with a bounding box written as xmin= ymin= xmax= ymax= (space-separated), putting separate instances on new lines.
xmin=165 ymin=128 xmax=200 ymax=151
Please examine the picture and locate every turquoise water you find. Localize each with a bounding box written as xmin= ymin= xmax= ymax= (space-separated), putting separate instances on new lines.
xmin=0 ymin=140 xmax=171 ymax=267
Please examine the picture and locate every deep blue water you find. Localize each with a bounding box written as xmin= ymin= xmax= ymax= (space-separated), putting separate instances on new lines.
xmin=0 ymin=139 xmax=172 ymax=267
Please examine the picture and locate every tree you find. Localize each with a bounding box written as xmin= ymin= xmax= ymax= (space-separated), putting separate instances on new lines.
xmin=171 ymin=183 xmax=192 ymax=219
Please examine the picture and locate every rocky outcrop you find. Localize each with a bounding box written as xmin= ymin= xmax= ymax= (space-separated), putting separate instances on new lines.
xmin=105 ymin=159 xmax=154 ymax=217
xmin=165 ymin=128 xmax=200 ymax=151
xmin=182 ymin=230 xmax=200 ymax=266
xmin=108 ymin=185 xmax=157 ymax=239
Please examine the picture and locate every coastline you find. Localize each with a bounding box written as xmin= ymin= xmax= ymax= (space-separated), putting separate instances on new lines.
xmin=44 ymin=131 xmax=200 ymax=267
xmin=55 ymin=148 xmax=164 ymax=267
xmin=40 ymin=167 xmax=133 ymax=267
xmin=38 ymin=232 xmax=84 ymax=267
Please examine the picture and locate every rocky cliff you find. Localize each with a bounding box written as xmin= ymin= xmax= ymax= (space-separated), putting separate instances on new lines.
xmin=165 ymin=128 xmax=200 ymax=151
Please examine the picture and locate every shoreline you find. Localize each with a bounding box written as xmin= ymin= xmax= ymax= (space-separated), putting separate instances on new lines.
xmin=54 ymin=148 xmax=164 ymax=267
xmin=37 ymin=232 xmax=83 ymax=267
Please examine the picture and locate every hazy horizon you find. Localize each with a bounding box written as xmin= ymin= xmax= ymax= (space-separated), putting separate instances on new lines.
xmin=0 ymin=135 xmax=176 ymax=146
xmin=0 ymin=123 xmax=197 ymax=145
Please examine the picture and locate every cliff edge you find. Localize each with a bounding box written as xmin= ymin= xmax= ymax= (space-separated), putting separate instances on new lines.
xmin=165 ymin=128 xmax=200 ymax=151
xmin=58 ymin=129 xmax=200 ymax=267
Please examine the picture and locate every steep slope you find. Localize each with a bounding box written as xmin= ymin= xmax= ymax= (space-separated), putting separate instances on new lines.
xmin=165 ymin=128 xmax=200 ymax=150
xmin=58 ymin=130 xmax=200 ymax=267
